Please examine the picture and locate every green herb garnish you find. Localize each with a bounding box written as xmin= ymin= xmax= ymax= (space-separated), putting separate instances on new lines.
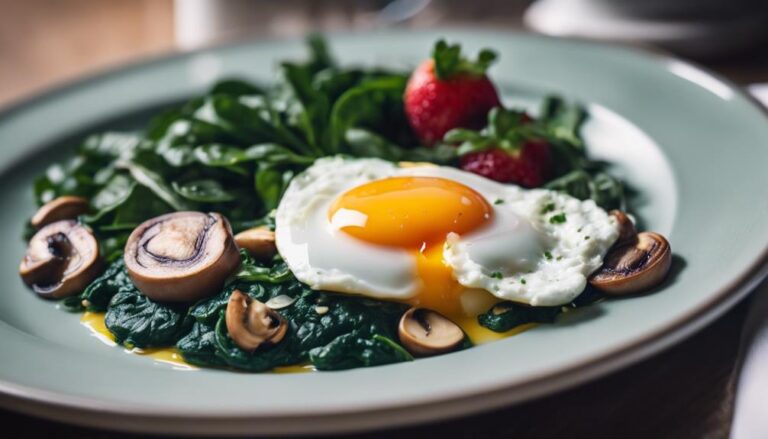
xmin=541 ymin=203 xmax=556 ymax=214
xmin=549 ymin=213 xmax=567 ymax=224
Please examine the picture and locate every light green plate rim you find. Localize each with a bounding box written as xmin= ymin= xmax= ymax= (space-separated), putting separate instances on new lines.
xmin=0 ymin=29 xmax=767 ymax=435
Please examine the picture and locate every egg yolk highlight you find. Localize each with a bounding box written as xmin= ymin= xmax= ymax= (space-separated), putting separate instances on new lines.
xmin=329 ymin=177 xmax=492 ymax=248
xmin=329 ymin=176 xmax=493 ymax=317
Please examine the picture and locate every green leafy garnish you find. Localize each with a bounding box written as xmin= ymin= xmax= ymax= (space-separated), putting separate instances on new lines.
xmin=549 ymin=213 xmax=567 ymax=224
xmin=432 ymin=40 xmax=497 ymax=80
xmin=445 ymin=97 xmax=628 ymax=211
xmin=478 ymin=302 xmax=560 ymax=332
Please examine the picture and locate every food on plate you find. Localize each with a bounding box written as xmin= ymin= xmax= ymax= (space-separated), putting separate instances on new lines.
xmin=609 ymin=210 xmax=637 ymax=246
xmin=226 ymin=289 xmax=288 ymax=351
xmin=30 ymin=195 xmax=90 ymax=229
xmin=19 ymin=37 xmax=672 ymax=372
xmin=589 ymin=232 xmax=672 ymax=295
xmin=233 ymin=226 xmax=277 ymax=260
xmin=123 ymin=211 xmax=240 ymax=302
xmin=276 ymin=157 xmax=618 ymax=311
xmin=398 ymin=307 xmax=465 ymax=356
xmin=404 ymin=40 xmax=501 ymax=145
xmin=20 ymin=220 xmax=102 ymax=298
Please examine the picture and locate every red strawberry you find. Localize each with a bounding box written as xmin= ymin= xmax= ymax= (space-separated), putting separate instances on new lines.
xmin=459 ymin=140 xmax=553 ymax=188
xmin=404 ymin=41 xmax=501 ymax=146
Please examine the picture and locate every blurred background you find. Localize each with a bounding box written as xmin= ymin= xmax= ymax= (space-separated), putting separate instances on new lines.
xmin=2 ymin=0 xmax=767 ymax=107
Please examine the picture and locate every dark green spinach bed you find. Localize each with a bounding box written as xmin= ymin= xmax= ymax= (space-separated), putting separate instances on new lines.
xmin=82 ymin=252 xmax=414 ymax=370
xmin=37 ymin=37 xmax=625 ymax=371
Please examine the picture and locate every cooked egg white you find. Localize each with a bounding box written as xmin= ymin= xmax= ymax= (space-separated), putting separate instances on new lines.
xmin=275 ymin=157 xmax=619 ymax=322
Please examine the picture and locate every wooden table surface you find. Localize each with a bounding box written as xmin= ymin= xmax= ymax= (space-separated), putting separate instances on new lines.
xmin=1 ymin=1 xmax=767 ymax=438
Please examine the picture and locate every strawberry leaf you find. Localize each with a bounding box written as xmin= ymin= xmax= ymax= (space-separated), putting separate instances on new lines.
xmin=432 ymin=40 xmax=498 ymax=80
xmin=445 ymin=107 xmax=542 ymax=155
xmin=539 ymin=96 xmax=587 ymax=151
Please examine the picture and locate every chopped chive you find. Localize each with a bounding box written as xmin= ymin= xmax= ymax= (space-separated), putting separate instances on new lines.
xmin=541 ymin=203 xmax=556 ymax=214
xmin=549 ymin=213 xmax=567 ymax=224
xmin=494 ymin=198 xmax=504 ymax=205
xmin=491 ymin=271 xmax=503 ymax=279
xmin=557 ymin=256 xmax=563 ymax=261
xmin=584 ymin=236 xmax=590 ymax=240
xmin=520 ymin=278 xmax=527 ymax=284
xmin=544 ymin=251 xmax=553 ymax=260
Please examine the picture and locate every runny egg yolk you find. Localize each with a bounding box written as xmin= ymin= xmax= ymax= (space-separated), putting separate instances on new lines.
xmin=328 ymin=176 xmax=493 ymax=318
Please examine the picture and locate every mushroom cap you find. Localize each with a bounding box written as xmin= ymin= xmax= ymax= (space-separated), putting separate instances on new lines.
xmin=234 ymin=226 xmax=277 ymax=260
xmin=610 ymin=210 xmax=638 ymax=246
xmin=124 ymin=211 xmax=241 ymax=302
xmin=20 ymin=220 xmax=102 ymax=299
xmin=226 ymin=289 xmax=287 ymax=351
xmin=589 ymin=231 xmax=672 ymax=295
xmin=398 ymin=307 xmax=464 ymax=356
xmin=30 ymin=196 xmax=89 ymax=229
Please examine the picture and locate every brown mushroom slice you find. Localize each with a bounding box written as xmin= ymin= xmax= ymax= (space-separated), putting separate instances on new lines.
xmin=124 ymin=211 xmax=240 ymax=302
xmin=19 ymin=220 xmax=102 ymax=298
xmin=226 ymin=289 xmax=287 ymax=351
xmin=398 ymin=307 xmax=464 ymax=356
xmin=234 ymin=226 xmax=277 ymax=260
xmin=610 ymin=210 xmax=638 ymax=246
xmin=30 ymin=196 xmax=89 ymax=229
xmin=589 ymin=232 xmax=672 ymax=295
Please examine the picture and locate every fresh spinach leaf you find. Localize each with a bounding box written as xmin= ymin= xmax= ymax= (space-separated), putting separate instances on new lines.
xmin=105 ymin=289 xmax=190 ymax=349
xmin=84 ymin=174 xmax=136 ymax=223
xmin=119 ymin=159 xmax=190 ymax=211
xmin=193 ymin=143 xmax=314 ymax=167
xmin=309 ymin=333 xmax=413 ymax=371
xmin=329 ymin=75 xmax=412 ymax=152
xmin=478 ymin=302 xmax=562 ymax=333
xmin=210 ymin=79 xmax=264 ymax=97
xmin=81 ymin=258 xmax=132 ymax=312
xmin=172 ymin=179 xmax=236 ymax=203
xmin=181 ymin=255 xmax=414 ymax=371
xmin=177 ymin=320 xmax=227 ymax=367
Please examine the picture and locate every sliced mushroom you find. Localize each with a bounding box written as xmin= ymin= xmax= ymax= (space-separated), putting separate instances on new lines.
xmin=20 ymin=220 xmax=102 ymax=298
xmin=590 ymin=232 xmax=672 ymax=295
xmin=30 ymin=196 xmax=89 ymax=229
xmin=234 ymin=226 xmax=277 ymax=260
xmin=124 ymin=211 xmax=240 ymax=302
xmin=398 ymin=307 xmax=464 ymax=356
xmin=610 ymin=210 xmax=637 ymax=246
xmin=226 ymin=289 xmax=287 ymax=351
xmin=265 ymin=294 xmax=297 ymax=310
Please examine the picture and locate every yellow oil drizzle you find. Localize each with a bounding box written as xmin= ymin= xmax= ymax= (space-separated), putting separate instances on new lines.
xmin=456 ymin=316 xmax=537 ymax=344
xmin=80 ymin=312 xmax=197 ymax=370
xmin=80 ymin=311 xmax=536 ymax=374
xmin=272 ymin=363 xmax=316 ymax=374
xmin=128 ymin=347 xmax=197 ymax=370
xmin=80 ymin=311 xmax=117 ymax=346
